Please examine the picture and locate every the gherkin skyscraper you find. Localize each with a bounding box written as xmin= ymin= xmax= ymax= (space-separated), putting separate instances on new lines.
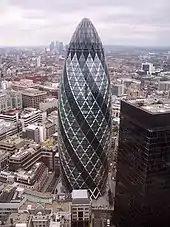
xmin=58 ymin=18 xmax=111 ymax=199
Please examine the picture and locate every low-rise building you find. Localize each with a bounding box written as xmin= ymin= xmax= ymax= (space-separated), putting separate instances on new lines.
xmin=0 ymin=185 xmax=24 ymax=222
xmin=8 ymin=138 xmax=57 ymax=173
xmin=16 ymin=162 xmax=48 ymax=191
xmin=0 ymin=162 xmax=49 ymax=191
xmin=111 ymin=84 xmax=125 ymax=97
xmin=158 ymin=80 xmax=170 ymax=91
xmin=20 ymin=108 xmax=46 ymax=129
xmin=39 ymin=97 xmax=58 ymax=113
xmin=21 ymin=88 xmax=47 ymax=109
xmin=39 ymin=83 xmax=59 ymax=97
xmin=11 ymin=79 xmax=37 ymax=90
xmin=0 ymin=136 xmax=25 ymax=153
xmin=0 ymin=109 xmax=21 ymax=122
xmin=32 ymin=212 xmax=50 ymax=227
xmin=0 ymin=89 xmax=22 ymax=113
xmin=5 ymin=213 xmax=31 ymax=227
xmin=0 ymin=150 xmax=10 ymax=171
xmin=71 ymin=190 xmax=91 ymax=227
xmin=0 ymin=119 xmax=22 ymax=141
xmin=23 ymin=121 xmax=56 ymax=143
xmin=9 ymin=144 xmax=41 ymax=172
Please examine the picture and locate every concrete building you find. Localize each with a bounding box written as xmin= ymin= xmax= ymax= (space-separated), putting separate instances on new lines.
xmin=11 ymin=79 xmax=37 ymax=90
xmin=23 ymin=124 xmax=41 ymax=143
xmin=37 ymin=56 xmax=41 ymax=67
xmin=0 ymin=119 xmax=22 ymax=141
xmin=45 ymin=121 xmax=56 ymax=139
xmin=0 ymin=203 xmax=20 ymax=222
xmin=111 ymin=84 xmax=124 ymax=97
xmin=158 ymin=80 xmax=170 ymax=91
xmin=112 ymin=103 xmax=120 ymax=119
xmin=0 ymin=136 xmax=25 ymax=153
xmin=48 ymin=111 xmax=58 ymax=126
xmin=0 ymin=110 xmax=21 ymax=122
xmin=0 ymin=90 xmax=22 ymax=113
xmin=23 ymin=121 xmax=56 ymax=143
xmin=71 ymin=190 xmax=91 ymax=227
xmin=6 ymin=213 xmax=31 ymax=227
xmin=1 ymin=80 xmax=9 ymax=90
xmin=39 ymin=97 xmax=58 ymax=113
xmin=141 ymin=62 xmax=155 ymax=75
xmin=0 ymin=150 xmax=10 ymax=171
xmin=0 ymin=185 xmax=23 ymax=222
xmin=20 ymin=108 xmax=46 ymax=129
xmin=0 ymin=162 xmax=49 ymax=191
xmin=8 ymin=138 xmax=57 ymax=174
xmin=118 ymin=78 xmax=141 ymax=89
xmin=126 ymin=84 xmax=142 ymax=99
xmin=16 ymin=162 xmax=48 ymax=191
xmin=9 ymin=144 xmax=41 ymax=172
xmin=21 ymin=88 xmax=47 ymax=109
xmin=32 ymin=212 xmax=49 ymax=227
xmin=39 ymin=83 xmax=59 ymax=97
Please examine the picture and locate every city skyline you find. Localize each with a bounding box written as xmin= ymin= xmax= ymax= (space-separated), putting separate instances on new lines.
xmin=0 ymin=0 xmax=170 ymax=47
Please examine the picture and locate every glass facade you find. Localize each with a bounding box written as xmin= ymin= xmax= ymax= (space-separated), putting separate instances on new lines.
xmin=115 ymin=100 xmax=170 ymax=227
xmin=58 ymin=18 xmax=111 ymax=199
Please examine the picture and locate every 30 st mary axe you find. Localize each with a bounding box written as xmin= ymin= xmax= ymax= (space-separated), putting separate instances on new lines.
xmin=58 ymin=18 xmax=111 ymax=199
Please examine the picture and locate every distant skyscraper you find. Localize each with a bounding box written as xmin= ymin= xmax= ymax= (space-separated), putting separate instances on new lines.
xmin=58 ymin=18 xmax=111 ymax=199
xmin=115 ymin=99 xmax=170 ymax=227
xmin=141 ymin=62 xmax=155 ymax=75
xmin=37 ymin=56 xmax=41 ymax=67
xmin=59 ymin=42 xmax=64 ymax=54
xmin=16 ymin=55 xmax=20 ymax=65
xmin=49 ymin=41 xmax=55 ymax=51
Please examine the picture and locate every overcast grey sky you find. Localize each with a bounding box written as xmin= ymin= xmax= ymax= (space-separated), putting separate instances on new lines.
xmin=0 ymin=0 xmax=170 ymax=46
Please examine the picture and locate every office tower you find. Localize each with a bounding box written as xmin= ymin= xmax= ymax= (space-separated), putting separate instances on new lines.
xmin=58 ymin=18 xmax=111 ymax=199
xmin=16 ymin=54 xmax=20 ymax=65
xmin=37 ymin=56 xmax=41 ymax=67
xmin=115 ymin=99 xmax=170 ymax=227
xmin=50 ymin=41 xmax=55 ymax=51
xmin=141 ymin=62 xmax=155 ymax=75
xmin=21 ymin=88 xmax=47 ymax=109
xmin=59 ymin=42 xmax=64 ymax=54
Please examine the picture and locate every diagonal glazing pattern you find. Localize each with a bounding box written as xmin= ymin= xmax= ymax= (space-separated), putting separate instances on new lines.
xmin=58 ymin=18 xmax=111 ymax=199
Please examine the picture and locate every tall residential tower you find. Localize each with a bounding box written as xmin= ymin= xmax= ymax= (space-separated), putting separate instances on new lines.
xmin=58 ymin=18 xmax=111 ymax=199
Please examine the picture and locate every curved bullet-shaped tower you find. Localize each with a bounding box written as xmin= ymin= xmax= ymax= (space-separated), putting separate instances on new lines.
xmin=58 ymin=18 xmax=111 ymax=199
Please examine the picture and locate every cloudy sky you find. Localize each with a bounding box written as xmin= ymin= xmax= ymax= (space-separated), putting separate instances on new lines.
xmin=0 ymin=0 xmax=170 ymax=47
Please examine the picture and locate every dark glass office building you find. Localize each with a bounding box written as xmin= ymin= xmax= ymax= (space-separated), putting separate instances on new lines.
xmin=115 ymin=99 xmax=170 ymax=227
xmin=58 ymin=18 xmax=111 ymax=199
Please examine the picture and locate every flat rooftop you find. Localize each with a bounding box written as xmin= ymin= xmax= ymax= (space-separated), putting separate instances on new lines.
xmin=16 ymin=162 xmax=42 ymax=181
xmin=0 ymin=150 xmax=9 ymax=159
xmin=0 ymin=120 xmax=16 ymax=135
xmin=20 ymin=108 xmax=41 ymax=118
xmin=6 ymin=213 xmax=29 ymax=226
xmin=72 ymin=190 xmax=90 ymax=204
xmin=10 ymin=147 xmax=36 ymax=160
xmin=19 ymin=198 xmax=71 ymax=213
xmin=72 ymin=190 xmax=88 ymax=199
xmin=127 ymin=98 xmax=170 ymax=114
xmin=21 ymin=88 xmax=47 ymax=97
xmin=0 ymin=109 xmax=22 ymax=116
